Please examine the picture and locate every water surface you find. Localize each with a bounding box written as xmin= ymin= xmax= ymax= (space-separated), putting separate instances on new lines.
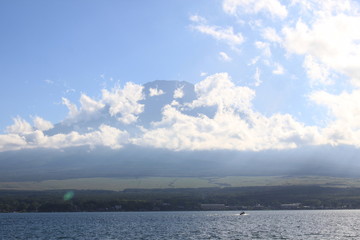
xmin=1 ymin=210 xmax=360 ymax=239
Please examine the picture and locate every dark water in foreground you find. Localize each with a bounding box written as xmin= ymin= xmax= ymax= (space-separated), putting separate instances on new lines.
xmin=1 ymin=210 xmax=360 ymax=239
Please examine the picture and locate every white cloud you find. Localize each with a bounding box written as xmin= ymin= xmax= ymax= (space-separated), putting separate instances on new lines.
xmin=0 ymin=134 xmax=27 ymax=151
xmin=133 ymin=73 xmax=324 ymax=151
xmin=189 ymin=14 xmax=207 ymax=23
xmin=310 ymin=89 xmax=360 ymax=146
xmin=44 ymin=79 xmax=54 ymax=84
xmin=255 ymin=41 xmax=271 ymax=57
xmin=173 ymin=86 xmax=184 ymax=99
xmin=94 ymin=124 xmax=129 ymax=149
xmin=3 ymin=68 xmax=360 ymax=153
xmin=6 ymin=117 xmax=33 ymax=134
xmin=188 ymin=73 xmax=255 ymax=113
xmin=310 ymin=90 xmax=360 ymax=128
xmin=62 ymin=94 xmax=105 ymax=124
xmin=248 ymin=56 xmax=260 ymax=65
xmin=291 ymin=0 xmax=358 ymax=17
xmin=135 ymin=101 xmax=322 ymax=151
xmin=149 ymin=88 xmax=165 ymax=97
xmin=1 ymin=123 xmax=129 ymax=151
xmin=303 ymin=55 xmax=333 ymax=86
xmin=219 ymin=51 xmax=232 ymax=62
xmin=200 ymin=72 xmax=208 ymax=77
xmin=223 ymin=0 xmax=288 ymax=19
xmin=43 ymin=125 xmax=129 ymax=150
xmin=282 ymin=14 xmax=360 ymax=85
xmin=33 ymin=116 xmax=54 ymax=131
xmin=272 ymin=63 xmax=284 ymax=75
xmin=101 ymin=82 xmax=144 ymax=124
xmin=62 ymin=98 xmax=79 ymax=120
xmin=61 ymin=83 xmax=144 ymax=125
xmin=262 ymin=27 xmax=282 ymax=43
xmin=254 ymin=67 xmax=262 ymax=86
xmin=79 ymin=94 xmax=105 ymax=114
xmin=192 ymin=24 xmax=244 ymax=47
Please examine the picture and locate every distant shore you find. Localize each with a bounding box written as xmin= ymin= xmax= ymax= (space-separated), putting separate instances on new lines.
xmin=2 ymin=185 xmax=360 ymax=213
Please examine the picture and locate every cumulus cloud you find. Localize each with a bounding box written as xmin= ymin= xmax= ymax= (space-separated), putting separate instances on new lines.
xmin=187 ymin=73 xmax=255 ymax=113
xmin=101 ymin=82 xmax=144 ymax=124
xmin=79 ymin=94 xmax=105 ymax=114
xmin=135 ymin=101 xmax=322 ymax=151
xmin=6 ymin=117 xmax=33 ymax=134
xmin=149 ymin=88 xmax=165 ymax=97
xmin=2 ymin=71 xmax=360 ymax=153
xmin=223 ymin=0 xmax=288 ymax=19
xmin=33 ymin=116 xmax=54 ymax=131
xmin=0 ymin=134 xmax=27 ymax=152
xmin=310 ymin=89 xmax=360 ymax=146
xmin=1 ymin=124 xmax=129 ymax=152
xmin=62 ymin=94 xmax=105 ymax=124
xmin=133 ymin=73 xmax=324 ymax=151
xmin=173 ymin=86 xmax=184 ymax=99
xmin=282 ymin=14 xmax=360 ymax=85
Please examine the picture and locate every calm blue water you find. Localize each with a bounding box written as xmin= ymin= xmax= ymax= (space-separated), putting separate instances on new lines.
xmin=1 ymin=210 xmax=360 ymax=239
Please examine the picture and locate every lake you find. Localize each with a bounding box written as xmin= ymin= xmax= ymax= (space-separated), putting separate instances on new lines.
xmin=1 ymin=210 xmax=360 ymax=239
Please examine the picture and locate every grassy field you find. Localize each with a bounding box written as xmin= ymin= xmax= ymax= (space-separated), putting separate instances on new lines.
xmin=2 ymin=175 xmax=360 ymax=191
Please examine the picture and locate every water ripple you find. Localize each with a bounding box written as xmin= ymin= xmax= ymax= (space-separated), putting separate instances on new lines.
xmin=1 ymin=210 xmax=360 ymax=239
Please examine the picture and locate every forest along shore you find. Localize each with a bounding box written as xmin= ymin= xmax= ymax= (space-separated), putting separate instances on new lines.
xmin=2 ymin=185 xmax=360 ymax=212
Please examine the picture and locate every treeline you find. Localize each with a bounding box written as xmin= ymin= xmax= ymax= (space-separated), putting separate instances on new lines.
xmin=2 ymin=186 xmax=360 ymax=212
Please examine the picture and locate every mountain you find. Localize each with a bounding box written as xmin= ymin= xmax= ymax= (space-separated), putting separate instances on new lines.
xmin=45 ymin=80 xmax=215 ymax=136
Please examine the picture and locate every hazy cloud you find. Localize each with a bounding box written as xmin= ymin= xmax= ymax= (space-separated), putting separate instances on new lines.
xmin=255 ymin=41 xmax=271 ymax=57
xmin=219 ymin=51 xmax=232 ymax=62
xmin=254 ymin=67 xmax=262 ymax=86
xmin=191 ymin=23 xmax=244 ymax=47
xmin=223 ymin=0 xmax=288 ymax=19
xmin=272 ymin=63 xmax=284 ymax=75
xmin=262 ymin=27 xmax=282 ymax=43
xmin=189 ymin=14 xmax=207 ymax=23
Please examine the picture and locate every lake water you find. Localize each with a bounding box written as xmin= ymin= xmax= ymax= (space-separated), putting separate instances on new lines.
xmin=1 ymin=210 xmax=360 ymax=239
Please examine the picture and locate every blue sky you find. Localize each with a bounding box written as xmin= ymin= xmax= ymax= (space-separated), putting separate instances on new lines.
xmin=1 ymin=0 xmax=360 ymax=152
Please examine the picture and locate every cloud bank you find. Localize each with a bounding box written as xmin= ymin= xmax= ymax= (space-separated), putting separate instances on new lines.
xmin=0 ymin=71 xmax=357 ymax=153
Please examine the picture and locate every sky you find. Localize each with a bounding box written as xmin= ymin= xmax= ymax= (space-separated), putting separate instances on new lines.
xmin=1 ymin=0 xmax=360 ymax=154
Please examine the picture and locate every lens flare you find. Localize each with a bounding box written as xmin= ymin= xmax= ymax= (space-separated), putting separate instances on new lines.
xmin=63 ymin=191 xmax=74 ymax=201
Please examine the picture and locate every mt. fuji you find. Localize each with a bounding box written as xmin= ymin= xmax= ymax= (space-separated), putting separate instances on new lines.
xmin=1 ymin=76 xmax=360 ymax=183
